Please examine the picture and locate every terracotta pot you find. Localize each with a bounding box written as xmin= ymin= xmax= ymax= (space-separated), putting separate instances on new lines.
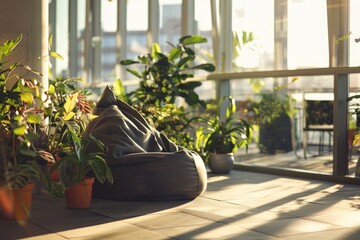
xmin=48 ymin=163 xmax=60 ymax=182
xmin=208 ymin=153 xmax=234 ymax=174
xmin=65 ymin=177 xmax=94 ymax=209
xmin=1 ymin=182 xmax=34 ymax=221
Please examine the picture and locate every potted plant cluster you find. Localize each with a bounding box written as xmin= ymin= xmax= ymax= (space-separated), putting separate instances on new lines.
xmin=195 ymin=96 xmax=252 ymax=173
xmin=0 ymin=35 xmax=45 ymax=220
xmin=0 ymin=35 xmax=113 ymax=218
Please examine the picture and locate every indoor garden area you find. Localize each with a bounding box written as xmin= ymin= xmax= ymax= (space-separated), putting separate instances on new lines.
xmin=2 ymin=0 xmax=360 ymax=239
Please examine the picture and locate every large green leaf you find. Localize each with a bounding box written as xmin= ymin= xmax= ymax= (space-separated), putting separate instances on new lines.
xmin=190 ymin=63 xmax=215 ymax=72
xmin=120 ymin=59 xmax=139 ymax=65
xmin=113 ymin=79 xmax=127 ymax=100
xmin=63 ymin=92 xmax=78 ymax=114
xmin=27 ymin=114 xmax=41 ymax=124
xmin=126 ymin=68 xmax=142 ymax=78
xmin=151 ymin=43 xmax=161 ymax=59
xmin=48 ymin=84 xmax=55 ymax=95
xmin=20 ymin=92 xmax=34 ymax=104
xmin=178 ymin=81 xmax=202 ymax=90
xmin=50 ymin=51 xmax=64 ymax=60
xmin=180 ymin=35 xmax=208 ymax=45
xmin=168 ymin=47 xmax=181 ymax=61
xmin=14 ymin=125 xmax=27 ymax=135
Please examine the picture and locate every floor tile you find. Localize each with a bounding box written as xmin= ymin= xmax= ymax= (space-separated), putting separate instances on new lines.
xmin=283 ymin=228 xmax=360 ymax=240
xmin=157 ymin=222 xmax=283 ymax=240
xmin=239 ymin=218 xmax=341 ymax=237
xmin=56 ymin=220 xmax=168 ymax=240
xmin=123 ymin=212 xmax=214 ymax=230
xmin=303 ymin=211 xmax=360 ymax=228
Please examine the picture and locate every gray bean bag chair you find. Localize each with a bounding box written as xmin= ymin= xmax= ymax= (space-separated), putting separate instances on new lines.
xmin=84 ymin=86 xmax=207 ymax=201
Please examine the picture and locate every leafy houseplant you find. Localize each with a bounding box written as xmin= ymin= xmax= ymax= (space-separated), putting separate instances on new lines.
xmin=118 ymin=35 xmax=215 ymax=149
xmin=51 ymin=131 xmax=113 ymax=208
xmin=249 ymin=93 xmax=294 ymax=154
xmin=195 ymin=96 xmax=252 ymax=173
xmin=0 ymin=35 xmax=46 ymax=220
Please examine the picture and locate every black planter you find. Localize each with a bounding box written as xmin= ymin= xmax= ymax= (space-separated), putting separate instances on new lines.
xmin=259 ymin=113 xmax=292 ymax=154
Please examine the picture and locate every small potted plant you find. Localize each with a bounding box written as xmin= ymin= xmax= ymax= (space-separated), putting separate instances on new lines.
xmin=195 ymin=96 xmax=252 ymax=173
xmin=51 ymin=130 xmax=113 ymax=208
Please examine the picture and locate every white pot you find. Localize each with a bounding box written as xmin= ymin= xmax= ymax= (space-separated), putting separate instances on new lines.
xmin=208 ymin=153 xmax=234 ymax=174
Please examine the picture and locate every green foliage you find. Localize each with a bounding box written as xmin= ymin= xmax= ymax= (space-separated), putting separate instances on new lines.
xmin=0 ymin=35 xmax=109 ymax=194
xmin=118 ymin=35 xmax=215 ymax=149
xmin=250 ymin=93 xmax=295 ymax=125
xmin=120 ymin=35 xmax=215 ymax=108
xmin=51 ymin=131 xmax=113 ymax=189
xmin=195 ymin=96 xmax=252 ymax=160
xmin=141 ymin=103 xmax=195 ymax=150
xmin=0 ymin=35 xmax=44 ymax=189
xmin=249 ymin=93 xmax=295 ymax=153
xmin=40 ymin=76 xmax=95 ymax=161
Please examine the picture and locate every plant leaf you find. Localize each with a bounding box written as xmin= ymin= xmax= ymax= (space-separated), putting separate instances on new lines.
xmin=120 ymin=59 xmax=139 ymax=65
xmin=50 ymin=51 xmax=64 ymax=60
xmin=126 ymin=68 xmax=142 ymax=78
xmin=168 ymin=47 xmax=181 ymax=61
xmin=190 ymin=63 xmax=215 ymax=72
xmin=20 ymin=92 xmax=34 ymax=104
xmin=181 ymin=35 xmax=208 ymax=45
xmin=27 ymin=114 xmax=40 ymax=124
xmin=48 ymin=84 xmax=55 ymax=95
xmin=63 ymin=111 xmax=76 ymax=121
xmin=63 ymin=92 xmax=78 ymax=114
xmin=151 ymin=43 xmax=161 ymax=58
xmin=14 ymin=125 xmax=27 ymax=135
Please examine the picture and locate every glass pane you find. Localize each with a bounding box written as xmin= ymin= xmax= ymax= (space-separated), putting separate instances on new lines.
xmin=101 ymin=0 xmax=117 ymax=82
xmin=232 ymin=75 xmax=334 ymax=174
xmin=231 ymin=0 xmax=328 ymax=71
xmin=127 ymin=0 xmax=148 ymax=31
xmin=54 ymin=0 xmax=69 ymax=77
xmin=195 ymin=0 xmax=214 ymax=67
xmin=101 ymin=1 xmax=117 ymax=82
xmin=350 ymin=0 xmax=360 ymax=67
xmin=76 ymin=0 xmax=86 ymax=79
xmin=232 ymin=0 xmax=274 ymax=71
xmin=159 ymin=0 xmax=182 ymax=52
xmin=288 ymin=0 xmax=328 ymax=69
xmin=126 ymin=0 xmax=148 ymax=80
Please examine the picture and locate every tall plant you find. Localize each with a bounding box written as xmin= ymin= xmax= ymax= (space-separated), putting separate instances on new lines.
xmin=121 ymin=35 xmax=215 ymax=107
xmin=0 ymin=35 xmax=45 ymax=189
xmin=118 ymin=35 xmax=215 ymax=148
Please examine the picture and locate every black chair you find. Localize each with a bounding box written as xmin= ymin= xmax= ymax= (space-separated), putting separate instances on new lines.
xmin=303 ymin=100 xmax=333 ymax=158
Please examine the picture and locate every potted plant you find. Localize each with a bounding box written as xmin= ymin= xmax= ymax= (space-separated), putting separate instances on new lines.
xmin=195 ymin=96 xmax=252 ymax=173
xmin=51 ymin=130 xmax=113 ymax=208
xmin=0 ymin=35 xmax=46 ymax=220
xmin=249 ymin=92 xmax=295 ymax=154
xmin=40 ymin=77 xmax=93 ymax=180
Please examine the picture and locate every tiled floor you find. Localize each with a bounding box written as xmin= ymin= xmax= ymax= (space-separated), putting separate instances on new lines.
xmin=236 ymin=143 xmax=360 ymax=176
xmin=2 ymin=170 xmax=360 ymax=240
